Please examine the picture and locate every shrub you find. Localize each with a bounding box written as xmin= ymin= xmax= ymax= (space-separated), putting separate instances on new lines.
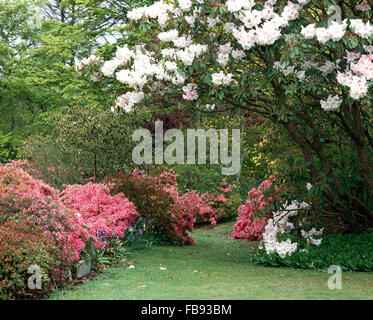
xmin=60 ymin=182 xmax=139 ymax=248
xmin=232 ymin=180 xmax=275 ymax=241
xmin=0 ymin=165 xmax=88 ymax=262
xmin=0 ymin=220 xmax=64 ymax=300
xmin=0 ymin=162 xmax=57 ymax=199
xmin=108 ymin=170 xmax=182 ymax=243
xmin=108 ymin=168 xmax=226 ymax=245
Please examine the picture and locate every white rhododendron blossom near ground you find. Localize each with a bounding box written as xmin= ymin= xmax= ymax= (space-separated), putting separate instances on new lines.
xmin=259 ymin=201 xmax=323 ymax=258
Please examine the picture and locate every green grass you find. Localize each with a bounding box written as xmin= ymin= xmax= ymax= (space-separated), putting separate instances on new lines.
xmin=48 ymin=222 xmax=373 ymax=300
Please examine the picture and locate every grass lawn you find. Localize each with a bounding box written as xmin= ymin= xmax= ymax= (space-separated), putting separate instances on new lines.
xmin=49 ymin=222 xmax=373 ymax=300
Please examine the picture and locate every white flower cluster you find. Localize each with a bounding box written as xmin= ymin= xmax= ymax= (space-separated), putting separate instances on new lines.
xmin=100 ymin=41 xmax=207 ymax=111
xmin=75 ymin=55 xmax=100 ymax=73
xmin=211 ymin=71 xmax=234 ymax=86
xmin=158 ymin=29 xmax=192 ymax=48
xmin=182 ymin=83 xmax=198 ymax=101
xmin=178 ymin=0 xmax=193 ymax=12
xmin=301 ymin=228 xmax=323 ymax=246
xmin=226 ymin=0 xmax=255 ymax=13
xmin=217 ymin=43 xmax=232 ymax=66
xmin=320 ymin=95 xmax=343 ymax=111
xmin=127 ymin=1 xmax=175 ymax=27
xmin=101 ymin=44 xmax=134 ymax=77
xmin=161 ymin=44 xmax=208 ymax=66
xmin=207 ymin=16 xmax=220 ymax=28
xmin=215 ymin=43 xmax=246 ymax=66
xmin=115 ymin=91 xmax=145 ymax=113
xmin=260 ymin=201 xmax=323 ymax=259
xmin=337 ymin=73 xmax=368 ymax=100
xmin=336 ymin=50 xmax=373 ymax=100
xmin=224 ymin=1 xmax=307 ymax=51
xmin=302 ymin=19 xmax=373 ymax=43
xmin=350 ymin=19 xmax=373 ymax=39
xmin=301 ymin=20 xmax=348 ymax=43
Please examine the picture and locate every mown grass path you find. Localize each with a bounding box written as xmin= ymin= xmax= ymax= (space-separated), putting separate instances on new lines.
xmin=49 ymin=223 xmax=373 ymax=300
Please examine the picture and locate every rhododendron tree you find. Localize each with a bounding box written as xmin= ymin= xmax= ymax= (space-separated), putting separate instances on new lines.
xmin=79 ymin=0 xmax=373 ymax=231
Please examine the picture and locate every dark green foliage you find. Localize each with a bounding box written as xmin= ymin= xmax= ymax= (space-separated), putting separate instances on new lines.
xmin=0 ymin=132 xmax=21 ymax=163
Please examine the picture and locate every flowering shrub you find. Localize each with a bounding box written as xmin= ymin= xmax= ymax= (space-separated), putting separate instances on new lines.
xmin=253 ymin=224 xmax=373 ymax=272
xmin=0 ymin=220 xmax=64 ymax=300
xmin=60 ymin=182 xmax=139 ymax=248
xmin=258 ymin=201 xmax=323 ymax=259
xmin=0 ymin=165 xmax=88 ymax=261
xmin=232 ymin=180 xmax=275 ymax=241
xmin=192 ymin=179 xmax=240 ymax=224
xmin=0 ymin=162 xmax=57 ymax=198
xmin=19 ymin=106 xmax=150 ymax=189
xmin=108 ymin=170 xmax=187 ymax=244
xmin=108 ymin=168 xmax=227 ymax=245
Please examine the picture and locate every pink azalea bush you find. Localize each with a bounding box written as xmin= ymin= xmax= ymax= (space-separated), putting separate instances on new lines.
xmin=232 ymin=180 xmax=276 ymax=241
xmin=149 ymin=169 xmax=230 ymax=244
xmin=0 ymin=164 xmax=88 ymax=262
xmin=60 ymin=182 xmax=139 ymax=248
xmin=108 ymin=168 xmax=228 ymax=245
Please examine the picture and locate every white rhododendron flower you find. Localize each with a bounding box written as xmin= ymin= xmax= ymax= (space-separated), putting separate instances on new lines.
xmin=211 ymin=71 xmax=233 ymax=86
xmin=301 ymin=23 xmax=316 ymax=39
xmin=178 ymin=0 xmax=192 ymax=11
xmin=115 ymin=91 xmax=145 ymax=113
xmin=350 ymin=19 xmax=373 ymax=39
xmin=101 ymin=59 xmax=121 ymax=77
xmin=260 ymin=201 xmax=323 ymax=259
xmin=182 ymin=83 xmax=198 ymax=101
xmin=320 ymin=95 xmax=343 ymax=111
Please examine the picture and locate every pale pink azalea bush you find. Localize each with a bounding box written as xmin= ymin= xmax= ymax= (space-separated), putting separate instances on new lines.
xmin=60 ymin=182 xmax=139 ymax=248
xmin=232 ymin=180 xmax=275 ymax=241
